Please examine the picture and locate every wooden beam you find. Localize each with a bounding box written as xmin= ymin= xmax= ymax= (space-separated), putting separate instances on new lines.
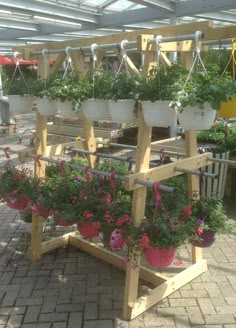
xmin=129 ymin=259 xmax=207 ymax=320
xmin=138 ymin=34 xmax=197 ymax=52
xmin=49 ymin=53 xmax=66 ymax=77
xmin=45 ymin=140 xmax=85 ymax=156
xmin=30 ymin=215 xmax=43 ymax=262
xmin=68 ymin=233 xmax=168 ymax=285
xmin=125 ymin=152 xmax=213 ymax=191
xmin=123 ymin=105 xmax=152 ymax=320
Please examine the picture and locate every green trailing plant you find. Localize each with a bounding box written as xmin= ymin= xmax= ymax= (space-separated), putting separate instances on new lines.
xmin=87 ymin=70 xmax=114 ymax=100
xmin=135 ymin=64 xmax=187 ymax=102
xmin=108 ymin=72 xmax=137 ymax=101
xmin=171 ymin=64 xmax=236 ymax=111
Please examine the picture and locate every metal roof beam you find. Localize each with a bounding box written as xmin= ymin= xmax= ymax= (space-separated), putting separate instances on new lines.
xmin=0 ymin=0 xmax=98 ymax=24
xmin=0 ymin=18 xmax=38 ymax=31
xmin=128 ymin=0 xmax=175 ymax=12
xmin=177 ymin=0 xmax=236 ymax=16
xmin=195 ymin=12 xmax=236 ymax=23
xmin=98 ymin=7 xmax=169 ymax=27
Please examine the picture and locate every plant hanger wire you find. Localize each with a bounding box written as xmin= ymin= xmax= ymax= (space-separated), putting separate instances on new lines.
xmin=91 ymin=43 xmax=98 ymax=99
xmin=155 ymin=35 xmax=167 ymax=100
xmin=42 ymin=48 xmax=53 ymax=87
xmin=183 ymin=30 xmax=208 ymax=88
xmin=62 ymin=47 xmax=74 ymax=79
xmin=8 ymin=51 xmax=29 ymax=94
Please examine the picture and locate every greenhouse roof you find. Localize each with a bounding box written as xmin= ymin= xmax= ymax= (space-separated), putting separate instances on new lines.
xmin=0 ymin=0 xmax=236 ymax=53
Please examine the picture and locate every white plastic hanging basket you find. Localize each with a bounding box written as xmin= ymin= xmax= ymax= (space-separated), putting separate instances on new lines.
xmin=177 ymin=103 xmax=216 ymax=131
xmin=56 ymin=100 xmax=80 ymax=118
xmin=8 ymin=95 xmax=33 ymax=115
xmin=36 ymin=97 xmax=58 ymax=116
xmin=82 ymin=99 xmax=110 ymax=121
xmin=141 ymin=100 xmax=176 ymax=127
xmin=108 ymin=99 xmax=136 ymax=123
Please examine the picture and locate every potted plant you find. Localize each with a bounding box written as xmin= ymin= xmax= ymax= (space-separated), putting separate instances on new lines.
xmin=171 ymin=65 xmax=236 ymax=130
xmin=190 ymin=197 xmax=234 ymax=247
xmin=42 ymin=74 xmax=90 ymax=118
xmin=5 ymin=77 xmax=34 ymax=115
xmin=125 ymin=176 xmax=194 ymax=268
xmin=31 ymin=78 xmax=58 ymax=116
xmin=82 ymin=70 xmax=113 ymax=121
xmin=108 ymin=72 xmax=138 ymax=123
xmin=136 ymin=64 xmax=185 ymax=127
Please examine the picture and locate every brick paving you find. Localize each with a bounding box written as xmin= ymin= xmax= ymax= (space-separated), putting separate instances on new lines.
xmin=0 ymin=137 xmax=236 ymax=327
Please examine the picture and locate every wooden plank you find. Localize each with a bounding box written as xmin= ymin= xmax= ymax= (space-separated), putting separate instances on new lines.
xmin=205 ymin=25 xmax=236 ymax=41
xmin=138 ymin=34 xmax=196 ymax=52
xmin=68 ymin=233 xmax=168 ymax=285
xmin=129 ymin=259 xmax=207 ymax=320
xmin=82 ymin=112 xmax=97 ymax=168
xmin=45 ymin=140 xmax=85 ymax=156
xmin=16 ymin=21 xmax=212 ymax=57
xmin=212 ymin=153 xmax=220 ymax=199
xmin=30 ymin=215 xmax=43 ymax=262
xmin=221 ymin=152 xmax=230 ymax=199
xmin=34 ymin=112 xmax=48 ymax=177
xmin=124 ymin=153 xmax=213 ymax=191
xmin=47 ymin=123 xmax=124 ymax=139
xmin=206 ymin=160 xmax=213 ymax=199
xmin=123 ymin=104 xmax=152 ymax=320
xmin=49 ymin=53 xmax=66 ymax=77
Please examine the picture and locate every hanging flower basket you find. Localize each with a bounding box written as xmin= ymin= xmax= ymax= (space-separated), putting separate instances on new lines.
xmin=7 ymin=194 xmax=29 ymax=210
xmin=108 ymin=99 xmax=136 ymax=123
xmin=141 ymin=100 xmax=177 ymax=127
xmin=77 ymin=221 xmax=100 ymax=238
xmin=56 ymin=100 xmax=80 ymax=119
xmin=36 ymin=97 xmax=58 ymax=116
xmin=144 ymin=247 xmax=177 ymax=268
xmin=177 ymin=103 xmax=216 ymax=131
xmin=8 ymin=95 xmax=33 ymax=115
xmin=82 ymin=99 xmax=110 ymax=121
xmin=192 ymin=229 xmax=215 ymax=248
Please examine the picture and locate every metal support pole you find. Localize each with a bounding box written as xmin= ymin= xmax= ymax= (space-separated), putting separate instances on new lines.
xmin=31 ymin=31 xmax=204 ymax=57
xmin=208 ymin=157 xmax=236 ymax=166
xmin=108 ymin=142 xmax=186 ymax=158
xmin=174 ymin=167 xmax=217 ymax=178
xmin=135 ymin=179 xmax=174 ymax=193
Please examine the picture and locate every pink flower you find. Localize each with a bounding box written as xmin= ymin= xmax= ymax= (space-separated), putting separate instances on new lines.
xmin=116 ymin=215 xmax=132 ymax=227
xmin=139 ymin=234 xmax=150 ymax=249
xmin=197 ymin=227 xmax=203 ymax=235
xmin=83 ymin=211 xmax=93 ymax=219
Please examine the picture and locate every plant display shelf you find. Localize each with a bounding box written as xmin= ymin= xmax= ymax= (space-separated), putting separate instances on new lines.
xmin=13 ymin=21 xmax=236 ymax=321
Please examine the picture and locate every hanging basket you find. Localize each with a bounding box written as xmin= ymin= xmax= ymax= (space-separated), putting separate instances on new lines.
xmin=141 ymin=100 xmax=177 ymax=127
xmin=144 ymin=247 xmax=177 ymax=268
xmin=82 ymin=99 xmax=110 ymax=121
xmin=177 ymin=103 xmax=216 ymax=131
xmin=7 ymin=194 xmax=29 ymax=210
xmin=192 ymin=229 xmax=216 ymax=248
xmin=77 ymin=221 xmax=100 ymax=238
xmin=8 ymin=95 xmax=33 ymax=115
xmin=218 ymin=96 xmax=236 ymax=118
xmin=108 ymin=99 xmax=136 ymax=123
xmin=56 ymin=100 xmax=80 ymax=118
xmin=36 ymin=97 xmax=58 ymax=116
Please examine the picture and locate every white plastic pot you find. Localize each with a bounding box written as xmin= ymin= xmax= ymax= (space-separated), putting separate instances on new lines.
xmin=56 ymin=100 xmax=80 ymax=118
xmin=141 ymin=100 xmax=176 ymax=127
xmin=82 ymin=99 xmax=110 ymax=121
xmin=36 ymin=97 xmax=58 ymax=116
xmin=8 ymin=95 xmax=33 ymax=115
xmin=108 ymin=99 xmax=136 ymax=123
xmin=177 ymin=103 xmax=216 ymax=130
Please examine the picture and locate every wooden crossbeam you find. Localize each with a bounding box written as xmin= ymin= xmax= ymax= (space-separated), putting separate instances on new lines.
xmin=124 ymin=152 xmax=212 ymax=191
xmin=127 ymin=259 xmax=207 ymax=320
xmin=69 ymin=232 xmax=168 ymax=286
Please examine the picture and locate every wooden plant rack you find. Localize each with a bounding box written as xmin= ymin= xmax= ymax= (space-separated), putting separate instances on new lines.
xmin=13 ymin=21 xmax=236 ymax=320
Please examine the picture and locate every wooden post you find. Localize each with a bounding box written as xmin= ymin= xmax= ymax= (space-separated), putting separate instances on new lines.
xmin=123 ymin=104 xmax=152 ymax=320
xmin=30 ymin=58 xmax=49 ymax=262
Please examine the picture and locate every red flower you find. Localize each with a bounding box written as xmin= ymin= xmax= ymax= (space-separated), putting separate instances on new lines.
xmin=116 ymin=214 xmax=131 ymax=227
xmin=182 ymin=205 xmax=192 ymax=218
xmin=197 ymin=227 xmax=203 ymax=235
xmin=139 ymin=234 xmax=150 ymax=249
xmin=104 ymin=211 xmax=114 ymax=223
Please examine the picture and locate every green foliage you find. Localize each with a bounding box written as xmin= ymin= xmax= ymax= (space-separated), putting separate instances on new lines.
xmin=171 ymin=64 xmax=236 ymax=111
xmin=135 ymin=64 xmax=187 ymax=102
xmin=222 ymin=130 xmax=236 ymax=155
xmin=197 ymin=121 xmax=226 ymax=144
xmin=202 ymin=48 xmax=232 ymax=75
xmin=109 ymin=72 xmax=137 ymax=100
xmin=190 ymin=197 xmax=233 ymax=234
xmin=87 ymin=70 xmax=114 ymax=100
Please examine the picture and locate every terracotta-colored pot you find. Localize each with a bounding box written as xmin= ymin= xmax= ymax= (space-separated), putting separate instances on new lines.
xmin=144 ymin=247 xmax=177 ymax=268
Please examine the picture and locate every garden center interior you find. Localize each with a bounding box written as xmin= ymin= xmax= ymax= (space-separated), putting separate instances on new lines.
xmin=0 ymin=1 xmax=236 ymax=328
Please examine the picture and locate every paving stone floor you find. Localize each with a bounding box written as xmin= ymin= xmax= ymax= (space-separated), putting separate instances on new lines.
xmin=0 ymin=136 xmax=236 ymax=327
